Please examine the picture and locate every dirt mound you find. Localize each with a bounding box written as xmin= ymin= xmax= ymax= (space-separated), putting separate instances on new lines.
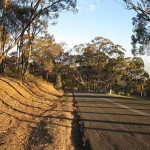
xmin=0 ymin=76 xmax=73 ymax=150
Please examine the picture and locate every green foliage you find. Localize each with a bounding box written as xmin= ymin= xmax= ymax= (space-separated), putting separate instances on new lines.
xmin=59 ymin=36 xmax=149 ymax=97
xmin=123 ymin=0 xmax=150 ymax=55
xmin=0 ymin=0 xmax=77 ymax=74
xmin=123 ymin=0 xmax=150 ymax=22
xmin=131 ymin=14 xmax=150 ymax=55
xmin=145 ymin=79 xmax=150 ymax=97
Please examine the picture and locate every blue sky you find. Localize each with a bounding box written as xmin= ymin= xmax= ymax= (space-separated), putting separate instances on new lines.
xmin=49 ymin=0 xmax=150 ymax=73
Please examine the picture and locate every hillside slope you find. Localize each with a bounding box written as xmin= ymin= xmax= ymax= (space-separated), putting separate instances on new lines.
xmin=0 ymin=76 xmax=74 ymax=150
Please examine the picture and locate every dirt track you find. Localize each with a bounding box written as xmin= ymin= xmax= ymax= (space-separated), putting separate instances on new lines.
xmin=74 ymin=92 xmax=150 ymax=150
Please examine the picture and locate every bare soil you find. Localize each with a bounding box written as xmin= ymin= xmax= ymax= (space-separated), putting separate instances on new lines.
xmin=0 ymin=76 xmax=74 ymax=150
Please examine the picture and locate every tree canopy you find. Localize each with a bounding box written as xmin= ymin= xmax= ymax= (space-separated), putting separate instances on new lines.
xmin=122 ymin=0 xmax=150 ymax=55
xmin=0 ymin=0 xmax=77 ymax=63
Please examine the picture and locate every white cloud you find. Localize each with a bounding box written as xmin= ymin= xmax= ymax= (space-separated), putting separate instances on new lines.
xmin=88 ymin=4 xmax=95 ymax=12
xmin=78 ymin=1 xmax=96 ymax=12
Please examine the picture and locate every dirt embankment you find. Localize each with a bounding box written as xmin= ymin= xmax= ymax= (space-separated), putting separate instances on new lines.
xmin=0 ymin=76 xmax=74 ymax=150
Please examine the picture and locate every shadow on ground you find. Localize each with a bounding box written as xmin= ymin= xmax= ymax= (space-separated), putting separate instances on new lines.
xmin=71 ymin=92 xmax=93 ymax=150
xmin=26 ymin=120 xmax=52 ymax=150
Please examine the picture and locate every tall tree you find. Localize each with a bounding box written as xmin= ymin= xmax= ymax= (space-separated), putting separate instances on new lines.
xmin=127 ymin=57 xmax=149 ymax=96
xmin=122 ymin=0 xmax=150 ymax=55
xmin=131 ymin=13 xmax=150 ymax=55
xmin=31 ymin=34 xmax=63 ymax=81
xmin=123 ymin=0 xmax=150 ymax=22
xmin=0 ymin=0 xmax=77 ymax=65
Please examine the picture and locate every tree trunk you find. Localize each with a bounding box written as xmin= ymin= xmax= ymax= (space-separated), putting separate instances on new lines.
xmin=23 ymin=44 xmax=31 ymax=79
xmin=0 ymin=36 xmax=21 ymax=64
xmin=23 ymin=25 xmax=32 ymax=79
xmin=139 ymin=83 xmax=144 ymax=97
xmin=46 ymin=72 xmax=49 ymax=82
xmin=0 ymin=27 xmax=6 ymax=74
xmin=16 ymin=43 xmax=19 ymax=73
xmin=0 ymin=59 xmax=4 ymax=74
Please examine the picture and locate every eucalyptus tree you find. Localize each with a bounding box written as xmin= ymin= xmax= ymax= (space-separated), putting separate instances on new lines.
xmin=0 ymin=0 xmax=77 ymax=69
xmin=71 ymin=35 xmax=149 ymax=95
xmin=72 ymin=36 xmax=126 ymax=92
xmin=89 ymin=37 xmax=126 ymax=92
xmin=104 ymin=56 xmax=130 ymax=94
xmin=91 ymin=36 xmax=113 ymax=55
xmin=74 ymin=37 xmax=108 ymax=91
xmin=126 ymin=57 xmax=149 ymax=96
xmin=56 ymin=51 xmax=85 ymax=90
xmin=122 ymin=0 xmax=150 ymax=55
xmin=123 ymin=0 xmax=150 ymax=22
xmin=59 ymin=34 xmax=149 ymax=95
xmin=31 ymin=33 xmax=63 ymax=81
xmin=0 ymin=26 xmax=9 ymax=73
xmin=22 ymin=16 xmax=49 ymax=78
xmin=131 ymin=13 xmax=150 ymax=55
